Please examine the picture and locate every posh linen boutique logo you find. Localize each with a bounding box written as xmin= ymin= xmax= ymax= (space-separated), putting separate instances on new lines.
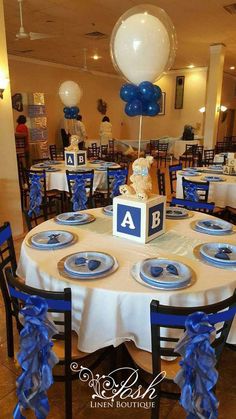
xmin=70 ymin=364 xmax=166 ymax=409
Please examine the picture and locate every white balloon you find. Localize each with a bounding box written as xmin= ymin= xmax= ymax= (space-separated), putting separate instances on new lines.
xmin=59 ymin=80 xmax=82 ymax=107
xmin=110 ymin=5 xmax=177 ymax=85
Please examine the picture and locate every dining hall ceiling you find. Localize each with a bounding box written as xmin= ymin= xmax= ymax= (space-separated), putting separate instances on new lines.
xmin=3 ymin=0 xmax=236 ymax=76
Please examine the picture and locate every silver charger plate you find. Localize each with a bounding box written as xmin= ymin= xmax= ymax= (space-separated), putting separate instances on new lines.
xmin=45 ymin=167 xmax=61 ymax=172
xmin=26 ymin=232 xmax=78 ymax=250
xmin=193 ymin=244 xmax=236 ymax=270
xmin=166 ymin=207 xmax=188 ymax=219
xmin=190 ymin=220 xmax=235 ymax=236
xmin=179 ymin=171 xmax=201 ymax=177
xmin=58 ymin=254 xmax=118 ymax=280
xmin=54 ymin=214 xmax=95 ymax=226
xmin=131 ymin=261 xmax=195 ymax=290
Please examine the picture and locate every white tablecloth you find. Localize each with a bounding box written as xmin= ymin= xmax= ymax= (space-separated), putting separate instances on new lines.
xmin=176 ymin=170 xmax=236 ymax=208
xmin=17 ymin=208 xmax=236 ymax=352
xmin=32 ymin=162 xmax=120 ymax=192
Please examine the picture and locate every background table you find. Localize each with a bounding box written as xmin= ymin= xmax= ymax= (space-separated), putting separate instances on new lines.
xmin=32 ymin=162 xmax=120 ymax=192
xmin=17 ymin=208 xmax=236 ymax=353
xmin=176 ymin=170 xmax=236 ymax=208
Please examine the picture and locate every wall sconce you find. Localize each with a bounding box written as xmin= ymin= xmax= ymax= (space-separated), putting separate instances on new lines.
xmin=199 ymin=106 xmax=205 ymax=113
xmin=218 ymin=105 xmax=227 ymax=112
xmin=0 ymin=76 xmax=9 ymax=99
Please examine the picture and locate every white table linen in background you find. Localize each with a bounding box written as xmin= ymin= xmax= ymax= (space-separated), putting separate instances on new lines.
xmin=17 ymin=209 xmax=236 ymax=352
xmin=39 ymin=161 xmax=120 ymax=192
xmin=176 ymin=171 xmax=236 ymax=208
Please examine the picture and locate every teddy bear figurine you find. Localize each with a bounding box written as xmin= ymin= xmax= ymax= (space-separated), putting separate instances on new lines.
xmin=119 ymin=156 xmax=154 ymax=201
xmin=65 ymin=135 xmax=79 ymax=151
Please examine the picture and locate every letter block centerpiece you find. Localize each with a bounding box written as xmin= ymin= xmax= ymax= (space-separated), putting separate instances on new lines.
xmin=113 ymin=194 xmax=166 ymax=243
xmin=65 ymin=150 xmax=87 ymax=168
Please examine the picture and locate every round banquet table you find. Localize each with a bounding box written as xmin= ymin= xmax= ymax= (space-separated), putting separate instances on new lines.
xmin=176 ymin=170 xmax=236 ymax=208
xmin=32 ymin=161 xmax=120 ymax=192
xmin=17 ymin=208 xmax=236 ymax=352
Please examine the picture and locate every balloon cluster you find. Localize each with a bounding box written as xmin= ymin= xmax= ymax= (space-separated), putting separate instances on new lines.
xmin=120 ymin=81 xmax=162 ymax=117
xmin=63 ymin=106 xmax=80 ymax=119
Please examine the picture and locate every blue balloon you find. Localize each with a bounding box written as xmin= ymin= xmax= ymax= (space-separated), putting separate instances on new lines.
xmin=145 ymin=102 xmax=160 ymax=117
xmin=120 ymin=84 xmax=138 ymax=102
xmin=153 ymin=85 xmax=162 ymax=101
xmin=139 ymin=81 xmax=155 ymax=101
xmin=125 ymin=99 xmax=142 ymax=117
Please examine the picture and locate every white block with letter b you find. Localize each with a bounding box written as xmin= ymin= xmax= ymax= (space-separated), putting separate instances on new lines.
xmin=65 ymin=150 xmax=87 ymax=168
xmin=113 ymin=194 xmax=166 ymax=243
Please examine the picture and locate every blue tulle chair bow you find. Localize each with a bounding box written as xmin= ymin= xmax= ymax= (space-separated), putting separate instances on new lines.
xmin=28 ymin=172 xmax=44 ymax=216
xmin=66 ymin=171 xmax=94 ymax=211
xmin=13 ymin=295 xmax=58 ymax=419
xmin=174 ymin=312 xmax=219 ymax=419
xmin=109 ymin=169 xmax=128 ymax=198
xmin=182 ymin=178 xmax=210 ymax=203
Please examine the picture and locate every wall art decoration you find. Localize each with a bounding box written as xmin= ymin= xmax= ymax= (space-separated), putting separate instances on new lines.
xmin=175 ymin=76 xmax=185 ymax=109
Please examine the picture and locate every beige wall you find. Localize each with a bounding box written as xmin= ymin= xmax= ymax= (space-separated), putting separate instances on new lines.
xmin=9 ymin=57 xmax=207 ymax=144
xmin=9 ymin=57 xmax=125 ymax=146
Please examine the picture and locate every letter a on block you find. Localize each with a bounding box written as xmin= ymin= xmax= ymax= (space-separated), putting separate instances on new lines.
xmin=67 ymin=156 xmax=73 ymax=164
xmin=152 ymin=211 xmax=160 ymax=229
xmin=121 ymin=211 xmax=135 ymax=230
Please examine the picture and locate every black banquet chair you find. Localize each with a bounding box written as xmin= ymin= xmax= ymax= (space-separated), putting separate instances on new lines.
xmin=125 ymin=293 xmax=236 ymax=419
xmin=4 ymin=268 xmax=112 ymax=419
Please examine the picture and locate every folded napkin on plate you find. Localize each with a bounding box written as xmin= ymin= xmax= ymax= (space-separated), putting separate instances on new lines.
xmin=75 ymin=257 xmax=101 ymax=271
xmin=150 ymin=264 xmax=179 ymax=278
xmin=202 ymin=221 xmax=223 ymax=230
xmin=214 ymin=247 xmax=232 ymax=260
xmin=47 ymin=234 xmax=61 ymax=244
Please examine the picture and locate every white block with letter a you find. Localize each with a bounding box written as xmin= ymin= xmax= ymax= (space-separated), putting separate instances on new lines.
xmin=65 ymin=150 xmax=87 ymax=168
xmin=113 ymin=194 xmax=166 ymax=243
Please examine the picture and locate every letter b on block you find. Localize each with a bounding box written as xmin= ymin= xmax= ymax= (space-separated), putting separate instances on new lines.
xmin=117 ymin=205 xmax=141 ymax=237
xmin=78 ymin=154 xmax=85 ymax=165
xmin=148 ymin=203 xmax=164 ymax=237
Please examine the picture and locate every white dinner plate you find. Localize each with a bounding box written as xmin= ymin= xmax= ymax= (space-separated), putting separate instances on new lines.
xmin=166 ymin=207 xmax=188 ymax=218
xmin=55 ymin=212 xmax=90 ymax=224
xmin=200 ymin=243 xmax=236 ymax=265
xmin=140 ymin=258 xmax=192 ymax=288
xmin=196 ymin=219 xmax=233 ymax=233
xmin=31 ymin=230 xmax=74 ymax=248
xmin=64 ymin=251 xmax=115 ymax=276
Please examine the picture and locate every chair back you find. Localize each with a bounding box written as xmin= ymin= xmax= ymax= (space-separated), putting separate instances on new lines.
xmin=171 ymin=197 xmax=215 ymax=213
xmin=204 ymin=149 xmax=215 ymax=165
xmin=23 ymin=207 xmax=48 ymax=231
xmin=87 ymin=146 xmax=100 ymax=159
xmin=150 ymin=140 xmax=159 ymax=152
xmin=107 ymin=168 xmax=128 ymax=203
xmin=150 ymin=291 xmax=236 ymax=376
xmin=4 ymin=267 xmax=72 ymax=365
xmin=0 ymin=222 xmax=17 ymax=279
xmin=182 ymin=177 xmax=209 ymax=202
xmin=66 ymin=170 xmax=94 ymax=210
xmin=184 ymin=144 xmax=197 ymax=155
xmin=49 ymin=144 xmax=57 ymax=160
xmin=157 ymin=169 xmax=166 ymax=195
xmin=169 ymin=164 xmax=182 ymax=194
xmin=158 ymin=142 xmax=169 ymax=153
xmin=101 ymin=145 xmax=108 ymax=158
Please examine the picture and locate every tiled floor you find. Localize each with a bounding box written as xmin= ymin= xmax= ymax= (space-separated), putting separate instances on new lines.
xmin=1 ymin=161 xmax=236 ymax=418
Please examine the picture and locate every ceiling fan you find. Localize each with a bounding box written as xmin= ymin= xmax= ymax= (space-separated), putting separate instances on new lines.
xmin=15 ymin=0 xmax=54 ymax=41
xmin=77 ymin=48 xmax=98 ymax=75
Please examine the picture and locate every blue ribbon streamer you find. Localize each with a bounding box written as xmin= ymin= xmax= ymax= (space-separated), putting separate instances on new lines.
xmin=28 ymin=173 xmax=43 ymax=217
xmin=111 ymin=173 xmax=127 ymax=198
xmin=71 ymin=176 xmax=87 ymax=211
xmin=174 ymin=311 xmax=219 ymax=419
xmin=13 ymin=296 xmax=58 ymax=419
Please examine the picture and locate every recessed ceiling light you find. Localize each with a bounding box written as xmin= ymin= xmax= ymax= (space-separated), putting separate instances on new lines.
xmin=188 ymin=64 xmax=195 ymax=69
xmin=230 ymin=66 xmax=235 ymax=70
